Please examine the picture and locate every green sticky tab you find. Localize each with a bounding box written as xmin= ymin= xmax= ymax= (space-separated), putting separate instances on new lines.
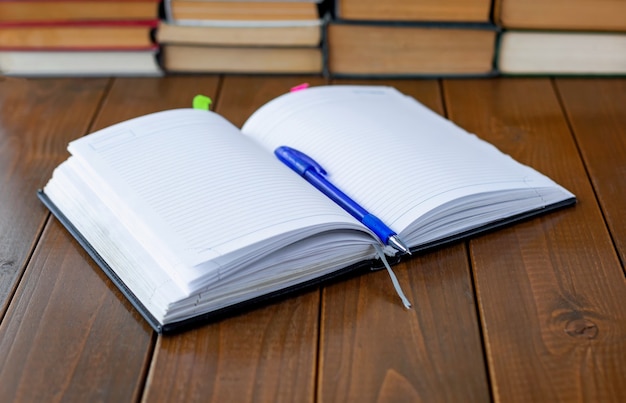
xmin=193 ymin=94 xmax=212 ymax=110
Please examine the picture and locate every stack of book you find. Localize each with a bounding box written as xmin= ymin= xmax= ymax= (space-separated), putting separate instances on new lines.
xmin=0 ymin=0 xmax=162 ymax=76
xmin=157 ymin=0 xmax=324 ymax=74
xmin=495 ymin=0 xmax=626 ymax=75
xmin=325 ymin=0 xmax=497 ymax=77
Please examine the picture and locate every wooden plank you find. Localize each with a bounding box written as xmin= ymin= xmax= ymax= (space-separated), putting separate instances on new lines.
xmin=216 ymin=75 xmax=327 ymax=128
xmin=91 ymin=76 xmax=221 ymax=131
xmin=142 ymin=76 xmax=328 ymax=403
xmin=0 ymin=76 xmax=220 ymax=401
xmin=0 ymin=78 xmax=108 ymax=316
xmin=317 ymin=80 xmax=491 ymax=402
xmin=0 ymin=220 xmax=154 ymax=401
xmin=555 ymin=78 xmax=626 ymax=267
xmin=144 ymin=293 xmax=320 ymax=402
xmin=443 ymin=78 xmax=626 ymax=402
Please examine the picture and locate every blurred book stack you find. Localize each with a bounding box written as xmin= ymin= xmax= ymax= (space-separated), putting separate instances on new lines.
xmin=0 ymin=0 xmax=162 ymax=76
xmin=495 ymin=0 xmax=626 ymax=75
xmin=157 ymin=0 xmax=324 ymax=74
xmin=3 ymin=0 xmax=620 ymax=78
xmin=326 ymin=0 xmax=497 ymax=77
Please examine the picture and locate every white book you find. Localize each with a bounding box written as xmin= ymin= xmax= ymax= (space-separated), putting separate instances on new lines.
xmin=498 ymin=31 xmax=626 ymax=75
xmin=39 ymin=85 xmax=576 ymax=332
xmin=0 ymin=49 xmax=162 ymax=77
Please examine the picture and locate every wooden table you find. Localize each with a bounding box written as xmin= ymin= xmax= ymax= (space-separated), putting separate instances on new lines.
xmin=0 ymin=76 xmax=624 ymax=402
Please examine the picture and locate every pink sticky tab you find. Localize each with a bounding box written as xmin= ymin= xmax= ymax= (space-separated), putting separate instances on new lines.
xmin=290 ymin=83 xmax=310 ymax=92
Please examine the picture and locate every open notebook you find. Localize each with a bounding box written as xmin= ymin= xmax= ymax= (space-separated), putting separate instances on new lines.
xmin=39 ymin=85 xmax=575 ymax=332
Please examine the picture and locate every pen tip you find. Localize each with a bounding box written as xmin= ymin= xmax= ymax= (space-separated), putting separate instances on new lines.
xmin=388 ymin=236 xmax=411 ymax=255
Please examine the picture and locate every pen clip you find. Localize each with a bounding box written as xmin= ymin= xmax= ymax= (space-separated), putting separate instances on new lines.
xmin=275 ymin=146 xmax=327 ymax=176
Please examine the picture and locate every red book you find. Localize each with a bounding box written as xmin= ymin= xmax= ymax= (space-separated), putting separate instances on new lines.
xmin=0 ymin=0 xmax=160 ymax=23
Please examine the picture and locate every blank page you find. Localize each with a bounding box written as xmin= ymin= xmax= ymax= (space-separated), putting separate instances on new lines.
xmin=241 ymin=86 xmax=574 ymax=238
xmin=66 ymin=109 xmax=371 ymax=287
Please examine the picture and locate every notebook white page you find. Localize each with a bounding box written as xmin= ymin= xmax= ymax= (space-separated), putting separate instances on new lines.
xmin=241 ymin=86 xmax=574 ymax=245
xmin=66 ymin=109 xmax=375 ymax=290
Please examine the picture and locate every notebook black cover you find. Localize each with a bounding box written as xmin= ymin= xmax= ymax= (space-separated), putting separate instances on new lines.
xmin=38 ymin=189 xmax=575 ymax=334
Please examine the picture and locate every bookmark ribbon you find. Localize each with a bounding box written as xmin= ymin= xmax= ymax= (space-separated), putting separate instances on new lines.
xmin=374 ymin=244 xmax=412 ymax=309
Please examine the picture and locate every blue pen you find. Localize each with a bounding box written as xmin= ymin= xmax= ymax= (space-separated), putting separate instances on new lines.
xmin=275 ymin=146 xmax=411 ymax=255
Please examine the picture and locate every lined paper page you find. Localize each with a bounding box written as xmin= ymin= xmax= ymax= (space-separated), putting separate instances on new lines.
xmin=67 ymin=109 xmax=370 ymax=285
xmin=241 ymin=86 xmax=574 ymax=241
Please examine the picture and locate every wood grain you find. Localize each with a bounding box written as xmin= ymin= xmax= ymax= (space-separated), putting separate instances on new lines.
xmin=0 ymin=220 xmax=154 ymax=401
xmin=215 ymin=75 xmax=328 ymax=128
xmin=144 ymin=292 xmax=320 ymax=403
xmin=318 ymin=79 xmax=491 ymax=402
xmin=92 ymin=75 xmax=220 ymax=131
xmin=443 ymin=78 xmax=626 ymax=402
xmin=555 ymin=78 xmax=626 ymax=268
xmin=0 ymin=78 xmax=108 ymax=316
xmin=2 ymin=76 xmax=624 ymax=402
xmin=142 ymin=76 xmax=327 ymax=403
